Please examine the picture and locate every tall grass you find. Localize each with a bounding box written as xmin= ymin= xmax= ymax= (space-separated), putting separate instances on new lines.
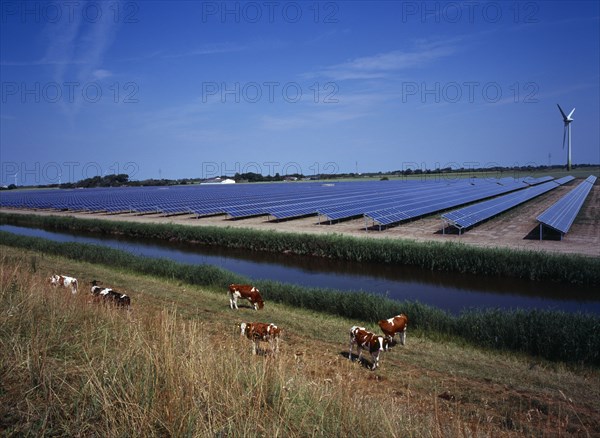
xmin=2 ymin=232 xmax=599 ymax=365
xmin=1 ymin=258 xmax=449 ymax=436
xmin=1 ymin=212 xmax=598 ymax=285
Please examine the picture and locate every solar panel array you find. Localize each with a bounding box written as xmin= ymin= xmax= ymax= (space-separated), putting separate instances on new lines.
xmin=536 ymin=175 xmax=596 ymax=235
xmin=441 ymin=178 xmax=571 ymax=232
xmin=1 ymin=176 xmax=567 ymax=230
xmin=364 ymin=178 xmax=529 ymax=226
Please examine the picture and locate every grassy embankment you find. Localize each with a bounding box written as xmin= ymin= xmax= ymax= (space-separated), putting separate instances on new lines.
xmin=1 ymin=212 xmax=599 ymax=285
xmin=1 ymin=228 xmax=599 ymax=367
xmin=1 ymin=246 xmax=599 ymax=436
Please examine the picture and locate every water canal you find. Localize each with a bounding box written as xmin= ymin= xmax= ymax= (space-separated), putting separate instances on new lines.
xmin=1 ymin=224 xmax=598 ymax=315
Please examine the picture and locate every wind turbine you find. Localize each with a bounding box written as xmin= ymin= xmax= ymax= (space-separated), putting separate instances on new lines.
xmin=557 ymin=104 xmax=575 ymax=171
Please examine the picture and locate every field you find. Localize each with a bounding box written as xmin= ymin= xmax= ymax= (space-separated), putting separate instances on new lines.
xmin=1 ymin=177 xmax=598 ymax=257
xmin=1 ymin=246 xmax=599 ymax=437
xmin=1 ymin=177 xmax=598 ymax=435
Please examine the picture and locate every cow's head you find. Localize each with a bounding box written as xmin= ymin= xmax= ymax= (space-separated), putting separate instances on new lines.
xmin=398 ymin=314 xmax=409 ymax=327
xmin=49 ymin=275 xmax=59 ymax=286
xmin=255 ymin=298 xmax=264 ymax=310
xmin=239 ymin=322 xmax=248 ymax=337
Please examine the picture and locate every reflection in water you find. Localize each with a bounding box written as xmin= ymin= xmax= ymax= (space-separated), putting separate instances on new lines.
xmin=1 ymin=224 xmax=598 ymax=315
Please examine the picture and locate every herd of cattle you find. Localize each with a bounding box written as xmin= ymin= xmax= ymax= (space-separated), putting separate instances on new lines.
xmin=48 ymin=277 xmax=407 ymax=370
xmin=230 ymin=283 xmax=408 ymax=370
xmin=49 ymin=274 xmax=131 ymax=307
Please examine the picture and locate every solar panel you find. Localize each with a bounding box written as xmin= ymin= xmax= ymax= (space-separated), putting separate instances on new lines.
xmin=536 ymin=175 xmax=596 ymax=236
xmin=2 ymin=176 xmax=569 ymax=232
xmin=441 ymin=180 xmax=563 ymax=232
xmin=523 ymin=176 xmax=554 ymax=186
xmin=365 ymin=179 xmax=528 ymax=227
xmin=553 ymin=176 xmax=575 ymax=185
xmin=321 ymin=180 xmax=474 ymax=222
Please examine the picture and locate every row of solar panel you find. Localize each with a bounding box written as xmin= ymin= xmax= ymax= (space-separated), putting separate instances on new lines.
xmin=0 ymin=180 xmax=405 ymax=216
xmin=440 ymin=177 xmax=576 ymax=232
xmin=229 ymin=176 xmax=553 ymax=221
xmin=0 ymin=176 xmax=569 ymax=230
xmin=365 ymin=179 xmax=529 ymax=226
xmin=536 ymin=175 xmax=596 ymax=235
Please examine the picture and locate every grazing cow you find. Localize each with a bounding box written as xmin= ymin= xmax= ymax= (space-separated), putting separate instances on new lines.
xmin=50 ymin=274 xmax=78 ymax=294
xmin=228 ymin=284 xmax=264 ymax=310
xmin=240 ymin=322 xmax=281 ymax=355
xmin=378 ymin=314 xmax=409 ymax=345
xmin=90 ymin=280 xmax=131 ymax=308
xmin=349 ymin=326 xmax=391 ymax=370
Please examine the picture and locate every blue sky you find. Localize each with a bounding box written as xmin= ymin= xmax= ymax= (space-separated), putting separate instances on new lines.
xmin=1 ymin=1 xmax=599 ymax=185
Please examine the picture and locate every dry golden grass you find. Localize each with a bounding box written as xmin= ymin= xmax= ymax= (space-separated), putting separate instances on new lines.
xmin=1 ymin=246 xmax=599 ymax=437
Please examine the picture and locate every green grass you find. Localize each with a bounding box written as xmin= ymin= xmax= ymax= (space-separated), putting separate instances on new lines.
xmin=2 ymin=232 xmax=599 ymax=365
xmin=2 ymin=247 xmax=599 ymax=436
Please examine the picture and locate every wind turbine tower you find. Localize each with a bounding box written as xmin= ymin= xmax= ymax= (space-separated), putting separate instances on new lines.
xmin=557 ymin=104 xmax=575 ymax=171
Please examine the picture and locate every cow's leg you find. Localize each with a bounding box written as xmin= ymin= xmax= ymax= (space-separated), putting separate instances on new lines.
xmin=357 ymin=345 xmax=363 ymax=363
xmin=252 ymin=340 xmax=258 ymax=355
xmin=371 ymin=352 xmax=379 ymax=370
xmin=400 ymin=330 xmax=406 ymax=346
xmin=269 ymin=337 xmax=279 ymax=354
xmin=349 ymin=340 xmax=354 ymax=360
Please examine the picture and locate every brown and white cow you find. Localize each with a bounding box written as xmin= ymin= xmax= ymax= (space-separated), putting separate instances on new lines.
xmin=228 ymin=284 xmax=264 ymax=310
xmin=50 ymin=274 xmax=79 ymax=294
xmin=240 ymin=322 xmax=281 ymax=355
xmin=349 ymin=325 xmax=391 ymax=370
xmin=90 ymin=280 xmax=131 ymax=308
xmin=378 ymin=314 xmax=409 ymax=345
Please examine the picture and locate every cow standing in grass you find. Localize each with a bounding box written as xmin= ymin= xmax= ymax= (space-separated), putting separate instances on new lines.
xmin=240 ymin=322 xmax=281 ymax=355
xmin=228 ymin=284 xmax=264 ymax=310
xmin=90 ymin=280 xmax=131 ymax=308
xmin=349 ymin=326 xmax=391 ymax=370
xmin=378 ymin=314 xmax=408 ymax=345
xmin=50 ymin=274 xmax=79 ymax=294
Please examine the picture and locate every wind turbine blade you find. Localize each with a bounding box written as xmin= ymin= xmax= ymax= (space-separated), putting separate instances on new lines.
xmin=562 ymin=126 xmax=567 ymax=149
xmin=568 ymin=108 xmax=576 ymax=119
xmin=557 ymin=104 xmax=568 ymax=119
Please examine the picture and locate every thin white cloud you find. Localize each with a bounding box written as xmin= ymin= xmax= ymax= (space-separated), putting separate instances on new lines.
xmin=161 ymin=43 xmax=247 ymax=59
xmin=258 ymin=88 xmax=390 ymax=130
xmin=37 ymin=2 xmax=121 ymax=119
xmin=0 ymin=59 xmax=86 ymax=66
xmin=92 ymin=69 xmax=112 ymax=80
xmin=311 ymin=38 xmax=461 ymax=81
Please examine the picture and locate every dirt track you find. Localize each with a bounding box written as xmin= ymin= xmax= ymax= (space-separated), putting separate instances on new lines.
xmin=2 ymin=181 xmax=599 ymax=257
